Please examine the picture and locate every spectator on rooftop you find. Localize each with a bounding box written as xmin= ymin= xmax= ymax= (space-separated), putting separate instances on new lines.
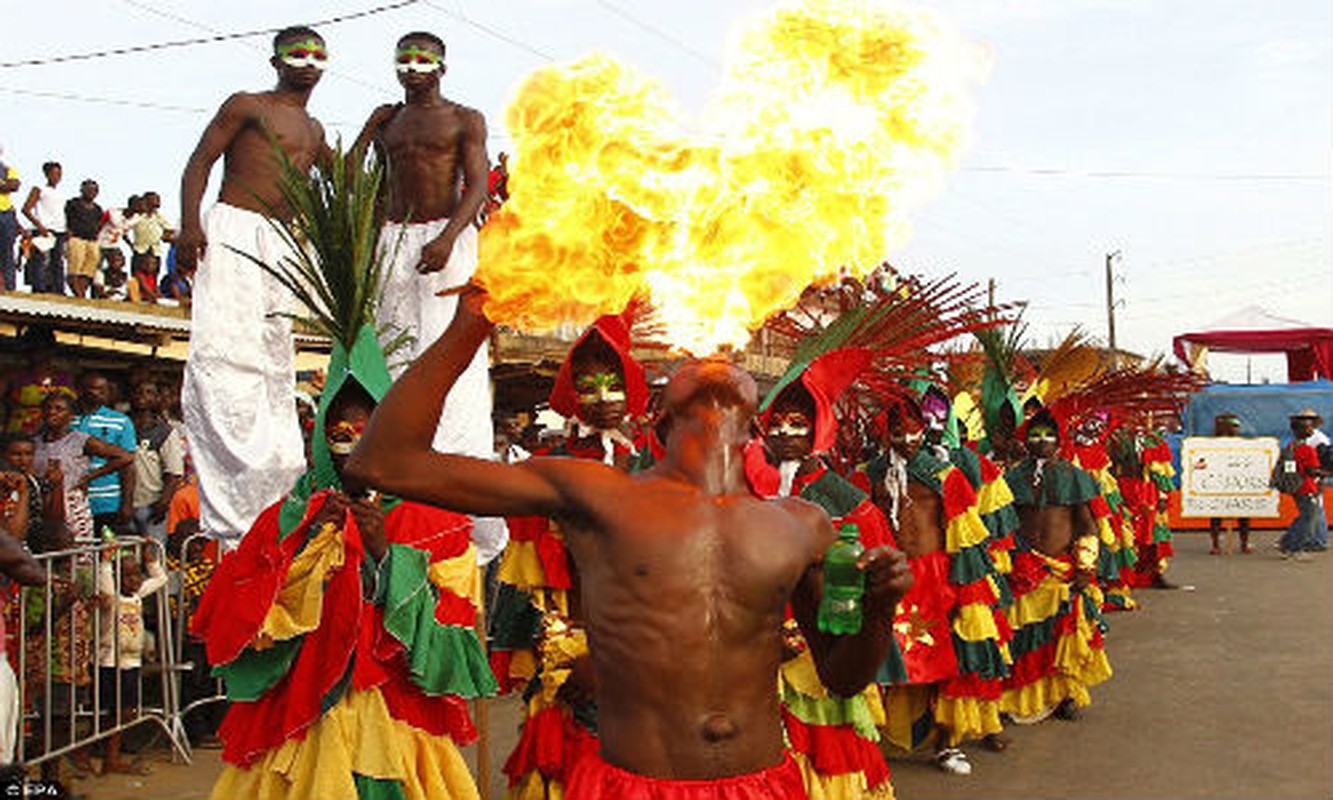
xmin=129 ymin=192 xmax=174 ymax=303
xmin=0 ymin=143 xmax=21 ymax=292
xmin=21 ymin=162 xmax=66 ymax=295
xmin=64 ymin=179 xmax=103 ymax=299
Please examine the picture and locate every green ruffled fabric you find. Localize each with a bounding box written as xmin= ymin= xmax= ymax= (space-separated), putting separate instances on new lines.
xmin=779 ymin=682 xmax=881 ymax=741
xmin=801 ymin=470 xmax=868 ymax=520
xmin=1008 ymin=611 xmax=1059 ymax=660
xmin=952 ymin=634 xmax=1009 ymax=680
xmin=487 ymin=583 xmax=543 ymax=651
xmin=949 ymin=446 xmax=983 ymax=491
xmin=378 ymin=544 xmax=498 ymax=699
xmin=214 ymin=638 xmax=303 ymax=702
xmin=950 ymin=544 xmax=994 ymax=587
xmin=981 ymin=504 xmax=1021 ymax=541
xmin=1097 ymin=546 xmax=1120 ymax=582
xmin=355 ymin=774 xmax=407 ymax=800
xmin=1004 ymin=459 xmax=1102 ymax=508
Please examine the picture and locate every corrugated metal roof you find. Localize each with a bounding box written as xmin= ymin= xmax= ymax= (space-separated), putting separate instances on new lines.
xmin=0 ymin=293 xmax=191 ymax=335
xmin=0 ymin=292 xmax=329 ymax=346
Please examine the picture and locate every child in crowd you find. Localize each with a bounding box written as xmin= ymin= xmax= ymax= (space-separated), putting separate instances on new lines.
xmin=100 ymin=249 xmax=140 ymax=303
xmin=1 ymin=432 xmax=64 ymax=551
xmin=96 ymin=546 xmax=166 ymax=775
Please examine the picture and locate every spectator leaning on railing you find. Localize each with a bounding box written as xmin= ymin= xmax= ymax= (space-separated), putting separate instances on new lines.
xmin=73 ymin=372 xmax=137 ymax=536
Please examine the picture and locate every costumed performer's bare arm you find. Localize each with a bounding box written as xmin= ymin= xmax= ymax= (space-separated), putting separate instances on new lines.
xmin=345 ymin=288 xmax=602 ymax=518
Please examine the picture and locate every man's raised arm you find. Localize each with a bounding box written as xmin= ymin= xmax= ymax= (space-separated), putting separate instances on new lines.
xmin=344 ymin=288 xmax=565 ymax=518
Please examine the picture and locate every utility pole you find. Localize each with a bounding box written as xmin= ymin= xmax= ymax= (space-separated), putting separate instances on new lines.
xmin=1105 ymin=250 xmax=1121 ymax=368
xmin=988 ymin=277 xmax=996 ymax=316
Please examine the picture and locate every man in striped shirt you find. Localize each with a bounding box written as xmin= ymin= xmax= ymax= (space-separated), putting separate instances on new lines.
xmin=73 ymin=371 xmax=137 ymax=535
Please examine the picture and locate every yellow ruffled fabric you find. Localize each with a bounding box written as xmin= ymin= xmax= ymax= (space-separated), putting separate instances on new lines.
xmin=211 ymin=687 xmax=478 ymax=800
xmin=779 ymin=650 xmax=886 ymax=726
xmin=496 ymin=540 xmax=547 ymax=590
xmin=510 ymin=771 xmax=565 ymax=800
xmin=880 ymin=684 xmax=935 ymax=753
xmin=429 ymin=542 xmax=482 ymax=607
xmin=952 ymin=602 xmax=1002 ymax=645
xmin=530 ymin=627 xmax=590 ymax=712
xmin=935 ymin=694 xmax=1003 ymax=745
xmin=943 ymin=505 xmax=992 ymax=554
xmin=976 ymin=474 xmax=1015 ymax=517
xmin=1000 ymin=589 xmax=1112 ymax=721
xmin=255 ymin=522 xmax=345 ymax=649
xmin=790 ymin=752 xmax=896 ymax=800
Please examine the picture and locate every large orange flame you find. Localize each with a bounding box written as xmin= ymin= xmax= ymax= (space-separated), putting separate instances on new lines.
xmin=476 ymin=0 xmax=988 ymax=355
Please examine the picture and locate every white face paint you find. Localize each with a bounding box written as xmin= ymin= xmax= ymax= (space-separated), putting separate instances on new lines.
xmin=395 ymin=61 xmax=442 ymax=74
xmin=281 ymin=54 xmax=327 ymax=71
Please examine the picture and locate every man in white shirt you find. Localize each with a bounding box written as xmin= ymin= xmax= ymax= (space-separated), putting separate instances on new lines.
xmin=20 ymin=161 xmax=66 ymax=294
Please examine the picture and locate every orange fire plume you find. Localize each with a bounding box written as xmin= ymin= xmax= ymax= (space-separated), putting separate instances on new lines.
xmin=476 ymin=0 xmax=988 ymax=355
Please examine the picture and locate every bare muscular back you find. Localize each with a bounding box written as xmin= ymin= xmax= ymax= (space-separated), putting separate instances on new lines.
xmin=216 ymin=92 xmax=325 ymax=216
xmin=559 ymin=470 xmax=827 ymax=779
xmin=374 ymin=101 xmax=484 ymax=222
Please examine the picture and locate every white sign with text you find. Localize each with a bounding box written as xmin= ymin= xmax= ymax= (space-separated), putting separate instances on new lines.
xmin=1180 ymin=437 xmax=1281 ymax=518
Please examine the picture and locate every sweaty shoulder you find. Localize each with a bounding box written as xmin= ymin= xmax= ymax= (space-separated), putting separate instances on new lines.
xmin=774 ymin=495 xmax=836 ymax=552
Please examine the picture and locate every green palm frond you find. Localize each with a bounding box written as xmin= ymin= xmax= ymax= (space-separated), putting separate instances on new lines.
xmin=227 ymin=139 xmax=399 ymax=352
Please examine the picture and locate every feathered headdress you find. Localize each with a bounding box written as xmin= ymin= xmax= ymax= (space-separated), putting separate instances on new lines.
xmin=974 ymin=317 xmax=1032 ymax=443
xmin=1029 ymin=360 xmax=1204 ymax=450
xmin=1025 ymin=328 xmax=1106 ymax=407
xmin=760 ymin=274 xmax=1011 ymax=453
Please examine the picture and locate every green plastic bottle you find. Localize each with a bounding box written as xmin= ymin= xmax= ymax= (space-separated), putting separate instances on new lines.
xmin=817 ymin=522 xmax=865 ymax=635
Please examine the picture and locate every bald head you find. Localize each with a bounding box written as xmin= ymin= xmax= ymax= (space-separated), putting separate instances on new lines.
xmin=663 ymin=359 xmax=758 ymax=418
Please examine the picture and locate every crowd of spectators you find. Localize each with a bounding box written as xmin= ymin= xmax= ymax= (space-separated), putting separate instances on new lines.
xmin=0 ymin=326 xmax=216 ymax=787
xmin=0 ymin=151 xmax=191 ymax=307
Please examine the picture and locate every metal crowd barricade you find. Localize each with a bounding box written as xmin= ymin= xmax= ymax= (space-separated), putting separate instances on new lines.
xmin=166 ymin=531 xmax=226 ymax=761
xmin=13 ymin=536 xmax=190 ymax=769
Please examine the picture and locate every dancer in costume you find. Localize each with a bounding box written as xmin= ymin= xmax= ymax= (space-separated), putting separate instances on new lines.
xmin=867 ymin=398 xmax=1011 ymax=776
xmin=490 ymin=313 xmax=649 ymax=799
xmin=1065 ymin=412 xmax=1139 ymax=612
xmin=999 ymin=409 xmax=1112 ymax=724
xmin=347 ymin=291 xmax=914 ymax=800
xmin=748 ymin=273 xmax=1006 ymax=791
xmin=178 ymin=26 xmax=328 ymax=545
xmin=190 ymin=143 xmax=496 ymax=800
xmin=192 ymin=334 xmax=497 ymax=799
xmin=748 ymin=360 xmax=896 ymax=800
xmin=1111 ymin=423 xmax=1180 ymax=590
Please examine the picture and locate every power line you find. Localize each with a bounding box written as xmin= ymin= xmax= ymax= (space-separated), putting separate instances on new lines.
xmin=0 ymin=85 xmax=208 ymax=114
xmin=421 ymin=1 xmax=557 ymax=62
xmin=593 ymin=0 xmax=722 ymax=70
xmin=119 ymin=0 xmax=393 ymax=95
xmin=963 ymin=165 xmax=1330 ymax=182
xmin=0 ymin=0 xmax=423 ymax=69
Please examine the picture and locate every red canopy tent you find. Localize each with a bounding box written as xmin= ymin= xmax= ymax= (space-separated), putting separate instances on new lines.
xmin=1173 ymin=305 xmax=1333 ymax=382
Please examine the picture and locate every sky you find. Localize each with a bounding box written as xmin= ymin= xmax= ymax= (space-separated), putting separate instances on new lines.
xmin=2 ymin=0 xmax=1329 ymax=383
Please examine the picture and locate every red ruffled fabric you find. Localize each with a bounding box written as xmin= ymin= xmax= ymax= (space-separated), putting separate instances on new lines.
xmin=503 ymin=705 xmax=599 ymax=787
xmin=941 ymin=469 xmax=979 ymax=521
xmin=191 ymin=500 xmax=310 ymax=666
xmin=216 ymin=502 xmax=366 ymax=767
xmin=566 ymin=751 xmax=809 ymax=800
xmin=505 ymin=514 xmax=573 ymax=590
xmin=781 ymin=709 xmax=891 ymax=788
